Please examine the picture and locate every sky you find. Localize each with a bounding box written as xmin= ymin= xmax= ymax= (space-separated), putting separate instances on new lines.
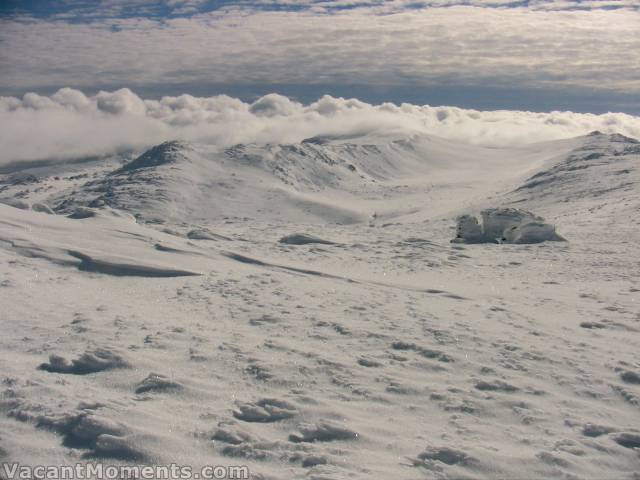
xmin=1 ymin=0 xmax=639 ymax=114
xmin=1 ymin=1 xmax=640 ymax=165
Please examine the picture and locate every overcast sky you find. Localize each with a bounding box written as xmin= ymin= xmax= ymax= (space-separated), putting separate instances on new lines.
xmin=1 ymin=0 xmax=639 ymax=114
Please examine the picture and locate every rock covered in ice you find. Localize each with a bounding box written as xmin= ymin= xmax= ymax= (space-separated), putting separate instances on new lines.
xmin=502 ymin=221 xmax=565 ymax=244
xmin=481 ymin=208 xmax=541 ymax=240
xmin=452 ymin=214 xmax=485 ymax=244
xmin=453 ymin=208 xmax=565 ymax=244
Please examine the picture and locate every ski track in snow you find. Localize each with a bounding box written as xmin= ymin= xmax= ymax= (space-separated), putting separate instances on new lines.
xmin=0 ymin=131 xmax=639 ymax=478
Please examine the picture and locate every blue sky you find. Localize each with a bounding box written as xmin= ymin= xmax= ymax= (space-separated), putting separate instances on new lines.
xmin=1 ymin=1 xmax=639 ymax=113
xmin=2 ymin=1 xmax=638 ymax=17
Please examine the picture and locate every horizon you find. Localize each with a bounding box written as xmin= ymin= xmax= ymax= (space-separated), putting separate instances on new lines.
xmin=4 ymin=85 xmax=640 ymax=116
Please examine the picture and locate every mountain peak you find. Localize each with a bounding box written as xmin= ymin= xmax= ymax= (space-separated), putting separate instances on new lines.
xmin=585 ymin=130 xmax=638 ymax=143
xmin=114 ymin=141 xmax=192 ymax=174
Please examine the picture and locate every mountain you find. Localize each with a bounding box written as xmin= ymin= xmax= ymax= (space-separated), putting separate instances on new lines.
xmin=18 ymin=131 xmax=630 ymax=226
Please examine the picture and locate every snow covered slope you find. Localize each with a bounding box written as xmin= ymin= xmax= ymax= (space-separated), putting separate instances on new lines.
xmin=0 ymin=131 xmax=639 ymax=479
xmin=1 ymin=131 xmax=589 ymax=225
xmin=510 ymin=132 xmax=640 ymax=209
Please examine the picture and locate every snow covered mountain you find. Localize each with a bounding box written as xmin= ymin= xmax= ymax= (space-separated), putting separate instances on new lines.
xmin=43 ymin=132 xmax=512 ymax=225
xmin=10 ymin=130 xmax=633 ymax=226
xmin=0 ymin=131 xmax=639 ymax=479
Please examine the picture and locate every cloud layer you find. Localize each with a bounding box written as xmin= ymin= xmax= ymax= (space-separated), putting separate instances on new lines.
xmin=2 ymin=88 xmax=639 ymax=165
xmin=1 ymin=5 xmax=639 ymax=98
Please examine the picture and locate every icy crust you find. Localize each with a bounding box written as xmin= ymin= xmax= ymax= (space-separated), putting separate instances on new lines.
xmin=453 ymin=208 xmax=566 ymax=244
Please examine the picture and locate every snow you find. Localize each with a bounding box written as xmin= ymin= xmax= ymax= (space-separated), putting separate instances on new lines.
xmin=0 ymin=131 xmax=639 ymax=478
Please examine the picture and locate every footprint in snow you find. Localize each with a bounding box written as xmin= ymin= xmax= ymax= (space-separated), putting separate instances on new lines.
xmin=135 ymin=373 xmax=183 ymax=394
xmin=212 ymin=425 xmax=254 ymax=445
xmin=32 ymin=410 xmax=147 ymax=461
xmin=289 ymin=421 xmax=358 ymax=443
xmin=582 ymin=423 xmax=617 ymax=437
xmin=613 ymin=432 xmax=640 ymax=449
xmin=289 ymin=453 xmax=328 ymax=468
xmin=475 ymin=379 xmax=519 ymax=393
xmin=414 ymin=446 xmax=477 ymax=467
xmin=249 ymin=314 xmax=279 ymax=326
xmin=39 ymin=348 xmax=129 ymax=375
xmin=580 ymin=321 xmax=606 ymax=329
xmin=619 ymin=370 xmax=640 ymax=384
xmin=391 ymin=341 xmax=453 ymax=362
xmin=233 ymin=398 xmax=298 ymax=423
xmin=357 ymin=357 xmax=383 ymax=368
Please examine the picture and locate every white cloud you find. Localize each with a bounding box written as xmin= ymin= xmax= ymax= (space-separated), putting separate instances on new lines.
xmin=249 ymin=93 xmax=301 ymax=117
xmin=1 ymin=88 xmax=639 ymax=166
xmin=96 ymin=88 xmax=148 ymax=115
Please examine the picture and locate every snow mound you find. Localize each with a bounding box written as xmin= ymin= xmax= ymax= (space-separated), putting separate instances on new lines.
xmin=453 ymin=208 xmax=566 ymax=244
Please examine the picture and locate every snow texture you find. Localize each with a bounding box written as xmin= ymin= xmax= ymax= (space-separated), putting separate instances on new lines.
xmin=0 ymin=130 xmax=639 ymax=479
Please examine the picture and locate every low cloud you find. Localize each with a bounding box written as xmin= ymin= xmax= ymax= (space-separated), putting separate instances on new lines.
xmin=1 ymin=88 xmax=639 ymax=165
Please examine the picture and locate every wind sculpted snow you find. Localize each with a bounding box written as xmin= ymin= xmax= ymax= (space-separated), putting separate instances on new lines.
xmin=0 ymin=131 xmax=639 ymax=478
